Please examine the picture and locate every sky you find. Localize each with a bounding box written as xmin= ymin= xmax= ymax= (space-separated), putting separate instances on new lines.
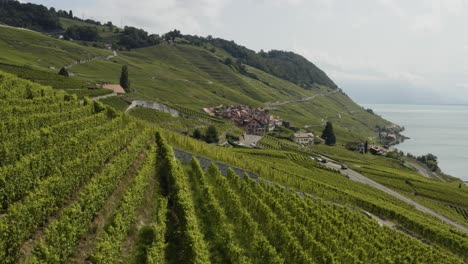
xmin=28 ymin=0 xmax=468 ymax=104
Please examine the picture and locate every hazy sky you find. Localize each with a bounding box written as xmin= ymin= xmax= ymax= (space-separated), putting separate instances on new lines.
xmin=28 ymin=0 xmax=468 ymax=104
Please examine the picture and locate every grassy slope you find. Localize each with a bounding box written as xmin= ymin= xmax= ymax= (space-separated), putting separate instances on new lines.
xmin=71 ymin=43 xmax=391 ymax=142
xmin=0 ymin=25 xmax=111 ymax=69
xmin=59 ymin=17 xmax=120 ymax=43
xmin=128 ymin=107 xmax=244 ymax=138
xmin=0 ymin=25 xmax=390 ymax=142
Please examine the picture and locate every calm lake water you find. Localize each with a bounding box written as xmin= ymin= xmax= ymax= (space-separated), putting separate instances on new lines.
xmin=362 ymin=104 xmax=468 ymax=181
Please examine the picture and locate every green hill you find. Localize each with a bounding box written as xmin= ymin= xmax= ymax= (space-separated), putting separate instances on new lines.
xmin=207 ymin=37 xmax=338 ymax=89
xmin=59 ymin=17 xmax=121 ymax=43
xmin=0 ymin=71 xmax=466 ymax=263
xmin=0 ymin=25 xmax=111 ymax=67
xmin=0 ymin=23 xmax=391 ymax=143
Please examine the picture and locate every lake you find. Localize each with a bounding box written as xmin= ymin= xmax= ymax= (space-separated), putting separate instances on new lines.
xmin=362 ymin=104 xmax=468 ymax=181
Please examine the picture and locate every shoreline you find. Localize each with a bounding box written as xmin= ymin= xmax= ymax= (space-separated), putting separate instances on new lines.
xmin=376 ymin=119 xmax=463 ymax=182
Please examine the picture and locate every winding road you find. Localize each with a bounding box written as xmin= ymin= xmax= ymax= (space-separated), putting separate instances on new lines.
xmin=323 ymin=160 xmax=468 ymax=233
xmin=64 ymin=50 xmax=117 ymax=70
xmin=90 ymin=92 xmax=117 ymax=101
xmin=265 ymin=88 xmax=339 ymax=109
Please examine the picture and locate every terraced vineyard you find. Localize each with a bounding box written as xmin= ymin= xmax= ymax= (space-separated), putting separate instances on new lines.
xmin=128 ymin=107 xmax=244 ymax=139
xmin=0 ymin=71 xmax=467 ymax=263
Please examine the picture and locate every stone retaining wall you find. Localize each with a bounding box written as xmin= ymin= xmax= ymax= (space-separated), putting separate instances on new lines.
xmin=174 ymin=148 xmax=258 ymax=179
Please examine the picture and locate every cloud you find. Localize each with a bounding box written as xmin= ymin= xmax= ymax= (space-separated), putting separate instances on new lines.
xmin=76 ymin=0 xmax=230 ymax=34
xmin=293 ymin=45 xmax=430 ymax=90
xmin=270 ymin=0 xmax=304 ymax=6
xmin=378 ymin=0 xmax=405 ymax=18
xmin=378 ymin=0 xmax=464 ymax=33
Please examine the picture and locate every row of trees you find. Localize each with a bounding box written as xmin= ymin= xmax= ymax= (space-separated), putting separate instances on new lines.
xmin=407 ymin=153 xmax=439 ymax=171
xmin=0 ymin=0 xmax=62 ymax=31
xmin=63 ymin=25 xmax=100 ymax=41
xmin=118 ymin=26 xmax=161 ymax=49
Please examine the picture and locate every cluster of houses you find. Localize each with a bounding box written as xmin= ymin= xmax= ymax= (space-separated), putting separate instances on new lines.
xmin=378 ymin=125 xmax=408 ymax=146
xmin=203 ymin=105 xmax=283 ymax=135
xmin=369 ymin=144 xmax=388 ymax=155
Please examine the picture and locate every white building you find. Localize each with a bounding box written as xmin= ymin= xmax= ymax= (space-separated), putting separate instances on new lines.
xmin=291 ymin=133 xmax=315 ymax=145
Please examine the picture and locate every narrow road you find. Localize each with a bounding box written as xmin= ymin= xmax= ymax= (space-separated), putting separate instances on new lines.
xmin=64 ymin=50 xmax=117 ymax=70
xmin=404 ymin=159 xmax=444 ymax=181
xmin=265 ymin=89 xmax=339 ymax=109
xmin=323 ymin=160 xmax=468 ymax=233
xmin=91 ymin=92 xmax=117 ymax=101
xmin=124 ymin=100 xmax=180 ymax=117
xmin=125 ymin=101 xmax=138 ymax=113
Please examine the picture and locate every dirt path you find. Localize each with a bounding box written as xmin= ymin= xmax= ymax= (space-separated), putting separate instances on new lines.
xmin=64 ymin=51 xmax=117 ymax=70
xmin=265 ymin=89 xmax=339 ymax=109
xmin=323 ymin=160 xmax=468 ymax=233
xmin=69 ymin=151 xmax=148 ymax=263
xmin=124 ymin=100 xmax=180 ymax=116
xmin=91 ymin=92 xmax=117 ymax=101
xmin=119 ymin=164 xmax=159 ymax=263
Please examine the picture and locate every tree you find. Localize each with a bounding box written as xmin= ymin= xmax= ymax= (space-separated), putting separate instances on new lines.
xmin=120 ymin=65 xmax=130 ymax=92
xmin=163 ymin=29 xmax=181 ymax=42
xmin=205 ymin=126 xmax=219 ymax=144
xmin=364 ymin=140 xmax=369 ymax=154
xmin=0 ymin=1 xmax=62 ymax=31
xmin=193 ymin=129 xmax=202 ymax=139
xmin=321 ymin=121 xmax=336 ymax=146
xmin=25 ymin=86 xmax=34 ymax=99
xmin=68 ymin=10 xmax=73 ymax=18
xmin=224 ymin=58 xmax=233 ymax=65
xmin=118 ymin=26 xmax=160 ymax=49
xmin=58 ymin=67 xmax=69 ymax=77
xmin=64 ymin=25 xmax=99 ymax=41
xmin=416 ymin=153 xmax=439 ymax=172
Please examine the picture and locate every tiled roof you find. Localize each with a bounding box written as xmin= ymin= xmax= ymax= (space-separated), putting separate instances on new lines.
xmin=102 ymin=84 xmax=126 ymax=94
xmin=292 ymin=133 xmax=315 ymax=138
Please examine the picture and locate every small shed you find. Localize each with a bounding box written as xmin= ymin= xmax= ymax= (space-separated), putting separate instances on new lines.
xmin=102 ymin=84 xmax=126 ymax=94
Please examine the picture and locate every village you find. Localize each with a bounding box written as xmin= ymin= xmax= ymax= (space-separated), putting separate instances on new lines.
xmin=203 ymin=104 xmax=327 ymax=146
xmin=203 ymin=105 xmax=284 ymax=135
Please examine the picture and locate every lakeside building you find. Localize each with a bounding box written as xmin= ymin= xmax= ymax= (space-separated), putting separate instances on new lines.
xmin=369 ymin=145 xmax=388 ymax=155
